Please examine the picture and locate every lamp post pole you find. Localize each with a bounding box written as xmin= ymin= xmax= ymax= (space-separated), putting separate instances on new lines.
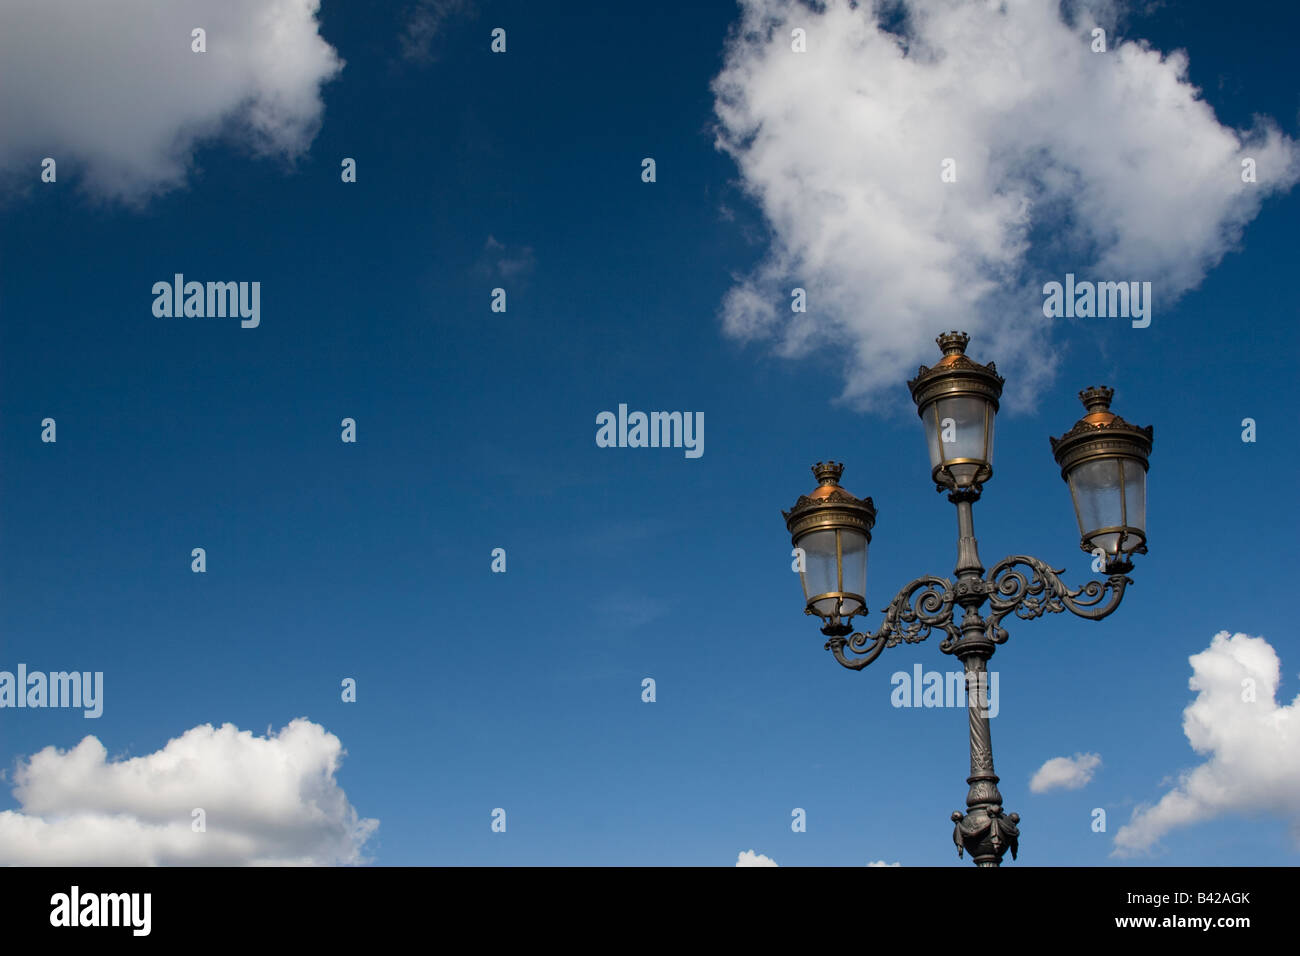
xmin=783 ymin=332 xmax=1153 ymax=867
xmin=947 ymin=488 xmax=1016 ymax=868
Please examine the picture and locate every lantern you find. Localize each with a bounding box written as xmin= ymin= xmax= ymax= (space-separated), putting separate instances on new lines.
xmin=783 ymin=462 xmax=876 ymax=635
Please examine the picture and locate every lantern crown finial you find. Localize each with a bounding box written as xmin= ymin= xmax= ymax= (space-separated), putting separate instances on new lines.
xmin=812 ymin=461 xmax=845 ymax=486
xmin=1079 ymin=385 xmax=1114 ymax=414
xmin=936 ymin=331 xmax=970 ymax=357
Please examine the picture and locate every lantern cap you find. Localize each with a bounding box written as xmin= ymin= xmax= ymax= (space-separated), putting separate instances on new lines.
xmin=907 ymin=331 xmax=1005 ymax=412
xmin=1050 ymin=385 xmax=1153 ymax=478
xmin=783 ymin=461 xmax=876 ymax=542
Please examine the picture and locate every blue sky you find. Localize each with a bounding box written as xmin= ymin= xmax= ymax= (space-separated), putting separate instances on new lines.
xmin=0 ymin=0 xmax=1297 ymax=866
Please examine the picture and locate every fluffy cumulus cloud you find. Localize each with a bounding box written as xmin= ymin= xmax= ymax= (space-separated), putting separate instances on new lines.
xmin=0 ymin=719 xmax=378 ymax=865
xmin=1029 ymin=752 xmax=1102 ymax=793
xmin=866 ymin=859 xmax=901 ymax=867
xmin=1114 ymin=632 xmax=1300 ymax=856
xmin=0 ymin=0 xmax=343 ymax=203
xmin=711 ymin=0 xmax=1299 ymax=409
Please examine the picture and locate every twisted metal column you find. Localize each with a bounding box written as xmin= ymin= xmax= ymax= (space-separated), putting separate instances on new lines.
xmin=944 ymin=491 xmax=1019 ymax=866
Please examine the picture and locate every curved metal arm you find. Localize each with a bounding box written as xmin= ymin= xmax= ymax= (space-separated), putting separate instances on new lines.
xmin=825 ymin=575 xmax=959 ymax=670
xmin=983 ymin=555 xmax=1131 ymax=644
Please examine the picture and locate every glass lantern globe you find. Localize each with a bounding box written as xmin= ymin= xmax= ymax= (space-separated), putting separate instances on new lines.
xmin=907 ymin=332 xmax=1005 ymax=492
xmin=1050 ymin=386 xmax=1153 ymax=569
xmin=782 ymin=462 xmax=876 ymax=635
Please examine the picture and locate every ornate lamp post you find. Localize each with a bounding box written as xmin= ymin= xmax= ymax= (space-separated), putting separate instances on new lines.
xmin=782 ymin=332 xmax=1153 ymax=867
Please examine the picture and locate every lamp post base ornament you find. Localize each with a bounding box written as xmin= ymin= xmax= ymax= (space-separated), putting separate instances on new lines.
xmin=952 ymin=806 xmax=1020 ymax=867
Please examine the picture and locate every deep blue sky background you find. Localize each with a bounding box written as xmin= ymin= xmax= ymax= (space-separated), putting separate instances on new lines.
xmin=1 ymin=0 xmax=1297 ymax=865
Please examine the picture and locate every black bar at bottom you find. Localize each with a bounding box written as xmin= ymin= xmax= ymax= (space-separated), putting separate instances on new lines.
xmin=0 ymin=866 xmax=1285 ymax=943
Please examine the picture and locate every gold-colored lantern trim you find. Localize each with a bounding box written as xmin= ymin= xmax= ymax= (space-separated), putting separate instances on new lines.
xmin=1049 ymin=386 xmax=1153 ymax=480
xmin=782 ymin=461 xmax=877 ymax=542
xmin=906 ymin=331 xmax=1006 ymax=412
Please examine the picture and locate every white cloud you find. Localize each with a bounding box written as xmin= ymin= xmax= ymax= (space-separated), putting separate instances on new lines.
xmin=0 ymin=0 xmax=343 ymax=204
xmin=1114 ymin=632 xmax=1300 ymax=856
xmin=0 ymin=719 xmax=378 ymax=865
xmin=1030 ymin=752 xmax=1102 ymax=793
xmin=711 ymin=0 xmax=1299 ymax=410
xmin=866 ymin=859 xmax=901 ymax=867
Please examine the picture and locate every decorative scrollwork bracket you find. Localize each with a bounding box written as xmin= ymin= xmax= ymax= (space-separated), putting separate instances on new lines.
xmin=823 ymin=557 xmax=1131 ymax=669
xmin=824 ymin=575 xmax=961 ymax=670
xmin=982 ymin=554 xmax=1132 ymax=645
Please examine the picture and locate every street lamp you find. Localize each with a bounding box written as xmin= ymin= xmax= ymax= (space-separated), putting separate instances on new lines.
xmin=783 ymin=462 xmax=876 ymax=637
xmin=910 ymin=330 xmax=1002 ymax=492
xmin=1051 ymin=386 xmax=1153 ymax=572
xmin=782 ymin=331 xmax=1154 ymax=867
